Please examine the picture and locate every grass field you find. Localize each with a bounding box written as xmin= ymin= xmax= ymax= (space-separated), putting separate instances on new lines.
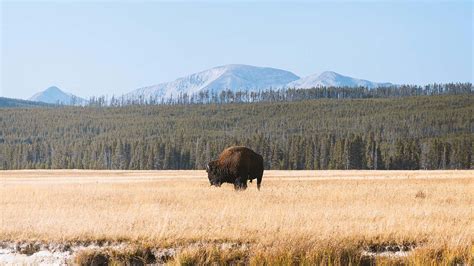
xmin=1 ymin=170 xmax=473 ymax=265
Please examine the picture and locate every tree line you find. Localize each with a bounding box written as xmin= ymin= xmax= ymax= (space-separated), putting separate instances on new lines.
xmin=86 ymin=83 xmax=472 ymax=106
xmin=1 ymin=94 xmax=472 ymax=170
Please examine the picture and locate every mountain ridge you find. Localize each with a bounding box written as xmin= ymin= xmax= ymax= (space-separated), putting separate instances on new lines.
xmin=127 ymin=65 xmax=393 ymax=100
xmin=0 ymin=97 xmax=53 ymax=108
xmin=126 ymin=64 xmax=300 ymax=100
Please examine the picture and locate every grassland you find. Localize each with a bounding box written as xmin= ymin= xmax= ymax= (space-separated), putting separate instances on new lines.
xmin=1 ymin=170 xmax=473 ymax=265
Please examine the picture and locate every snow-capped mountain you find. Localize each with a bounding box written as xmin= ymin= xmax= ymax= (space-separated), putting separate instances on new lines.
xmin=287 ymin=71 xmax=392 ymax=89
xmin=29 ymin=86 xmax=86 ymax=105
xmin=126 ymin=64 xmax=300 ymax=99
xmin=27 ymin=67 xmax=395 ymax=104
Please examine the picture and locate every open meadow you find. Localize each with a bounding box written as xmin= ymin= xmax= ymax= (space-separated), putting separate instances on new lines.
xmin=1 ymin=170 xmax=473 ymax=265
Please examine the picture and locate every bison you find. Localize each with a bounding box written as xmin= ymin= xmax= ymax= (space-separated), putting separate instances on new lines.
xmin=206 ymin=146 xmax=264 ymax=190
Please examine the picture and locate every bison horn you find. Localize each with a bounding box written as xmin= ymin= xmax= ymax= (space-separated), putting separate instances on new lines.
xmin=206 ymin=163 xmax=210 ymax=172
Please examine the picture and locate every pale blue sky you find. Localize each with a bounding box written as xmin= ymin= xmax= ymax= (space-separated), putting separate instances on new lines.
xmin=1 ymin=1 xmax=472 ymax=99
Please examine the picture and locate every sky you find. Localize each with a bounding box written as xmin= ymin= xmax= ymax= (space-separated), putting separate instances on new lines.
xmin=1 ymin=1 xmax=472 ymax=99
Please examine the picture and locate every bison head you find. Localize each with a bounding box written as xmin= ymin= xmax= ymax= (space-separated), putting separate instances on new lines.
xmin=206 ymin=160 xmax=222 ymax=187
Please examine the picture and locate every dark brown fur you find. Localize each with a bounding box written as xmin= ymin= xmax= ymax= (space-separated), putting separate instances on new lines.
xmin=206 ymin=146 xmax=264 ymax=190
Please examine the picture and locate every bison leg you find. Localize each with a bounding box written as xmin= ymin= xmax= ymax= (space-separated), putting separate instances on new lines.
xmin=233 ymin=182 xmax=240 ymax=190
xmin=233 ymin=178 xmax=248 ymax=191
xmin=257 ymin=175 xmax=262 ymax=190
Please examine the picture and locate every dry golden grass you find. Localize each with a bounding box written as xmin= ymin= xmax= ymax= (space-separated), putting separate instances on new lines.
xmin=1 ymin=170 xmax=473 ymax=264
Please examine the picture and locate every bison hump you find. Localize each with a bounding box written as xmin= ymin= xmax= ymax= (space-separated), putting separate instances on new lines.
xmin=218 ymin=146 xmax=254 ymax=160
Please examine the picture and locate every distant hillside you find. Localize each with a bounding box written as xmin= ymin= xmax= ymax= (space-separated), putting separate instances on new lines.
xmin=1 ymin=95 xmax=472 ymax=170
xmin=29 ymin=86 xmax=86 ymax=105
xmin=0 ymin=97 xmax=52 ymax=108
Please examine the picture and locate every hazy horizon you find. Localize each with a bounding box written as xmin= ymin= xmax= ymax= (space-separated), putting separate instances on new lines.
xmin=1 ymin=1 xmax=472 ymax=99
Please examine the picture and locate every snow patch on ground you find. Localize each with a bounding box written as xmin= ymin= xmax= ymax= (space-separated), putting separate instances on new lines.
xmin=361 ymin=244 xmax=415 ymax=258
xmin=0 ymin=241 xmax=244 ymax=265
xmin=0 ymin=242 xmax=123 ymax=265
xmin=0 ymin=241 xmax=416 ymax=264
xmin=0 ymin=248 xmax=71 ymax=265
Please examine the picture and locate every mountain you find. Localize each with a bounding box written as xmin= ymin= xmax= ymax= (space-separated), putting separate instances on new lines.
xmin=29 ymin=86 xmax=86 ymax=105
xmin=287 ymin=71 xmax=393 ymax=89
xmin=0 ymin=97 xmax=53 ymax=108
xmin=126 ymin=64 xmax=299 ymax=99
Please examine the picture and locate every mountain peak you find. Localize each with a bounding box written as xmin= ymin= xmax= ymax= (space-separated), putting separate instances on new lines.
xmin=45 ymin=86 xmax=61 ymax=92
xmin=29 ymin=86 xmax=86 ymax=105
xmin=318 ymin=71 xmax=339 ymax=77
xmin=216 ymin=64 xmax=263 ymax=69
xmin=288 ymin=71 xmax=392 ymax=89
